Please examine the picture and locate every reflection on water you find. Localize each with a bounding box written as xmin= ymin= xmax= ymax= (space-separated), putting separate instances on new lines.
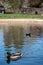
xmin=0 ymin=25 xmax=43 ymax=65
xmin=30 ymin=25 xmax=43 ymax=37
xmin=3 ymin=26 xmax=24 ymax=53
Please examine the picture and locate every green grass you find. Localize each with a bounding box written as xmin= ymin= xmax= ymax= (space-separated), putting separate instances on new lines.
xmin=0 ymin=14 xmax=43 ymax=19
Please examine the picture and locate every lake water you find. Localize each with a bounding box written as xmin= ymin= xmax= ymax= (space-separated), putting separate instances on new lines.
xmin=0 ymin=25 xmax=43 ymax=65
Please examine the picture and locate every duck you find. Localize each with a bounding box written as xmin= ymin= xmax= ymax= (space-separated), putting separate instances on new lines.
xmin=7 ymin=52 xmax=22 ymax=61
xmin=26 ymin=33 xmax=31 ymax=37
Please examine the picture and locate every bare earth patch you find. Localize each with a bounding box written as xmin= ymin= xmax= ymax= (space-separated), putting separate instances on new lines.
xmin=0 ymin=19 xmax=43 ymax=26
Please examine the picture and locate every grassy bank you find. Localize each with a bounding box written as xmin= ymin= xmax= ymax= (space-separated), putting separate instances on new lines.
xmin=0 ymin=14 xmax=43 ymax=19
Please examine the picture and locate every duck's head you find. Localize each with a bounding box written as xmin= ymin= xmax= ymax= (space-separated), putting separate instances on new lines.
xmin=7 ymin=52 xmax=11 ymax=56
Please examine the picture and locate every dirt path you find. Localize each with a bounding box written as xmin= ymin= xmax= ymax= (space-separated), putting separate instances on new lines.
xmin=0 ymin=19 xmax=43 ymax=26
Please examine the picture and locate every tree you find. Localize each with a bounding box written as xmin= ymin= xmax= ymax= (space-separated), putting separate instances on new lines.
xmin=0 ymin=0 xmax=43 ymax=9
xmin=28 ymin=0 xmax=42 ymax=7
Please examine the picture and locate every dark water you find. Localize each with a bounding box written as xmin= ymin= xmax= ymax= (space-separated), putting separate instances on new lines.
xmin=0 ymin=25 xmax=43 ymax=65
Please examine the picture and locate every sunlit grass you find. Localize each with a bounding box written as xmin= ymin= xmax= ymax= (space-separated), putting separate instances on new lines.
xmin=0 ymin=14 xmax=43 ymax=19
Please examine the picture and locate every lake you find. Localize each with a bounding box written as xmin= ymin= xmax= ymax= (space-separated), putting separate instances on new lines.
xmin=0 ymin=25 xmax=43 ymax=65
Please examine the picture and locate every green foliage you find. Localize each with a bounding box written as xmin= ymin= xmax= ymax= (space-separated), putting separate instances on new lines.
xmin=11 ymin=0 xmax=21 ymax=8
xmin=0 ymin=0 xmax=43 ymax=9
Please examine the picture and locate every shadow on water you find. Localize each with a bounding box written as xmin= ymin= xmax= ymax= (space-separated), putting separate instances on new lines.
xmin=0 ymin=25 xmax=43 ymax=64
xmin=6 ymin=59 xmax=10 ymax=64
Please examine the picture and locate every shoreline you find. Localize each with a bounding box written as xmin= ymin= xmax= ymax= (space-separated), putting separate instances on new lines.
xmin=0 ymin=19 xmax=43 ymax=26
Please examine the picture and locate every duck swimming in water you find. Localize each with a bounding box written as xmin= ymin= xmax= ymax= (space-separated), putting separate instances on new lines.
xmin=26 ymin=33 xmax=31 ymax=37
xmin=10 ymin=53 xmax=22 ymax=61
xmin=7 ymin=52 xmax=22 ymax=61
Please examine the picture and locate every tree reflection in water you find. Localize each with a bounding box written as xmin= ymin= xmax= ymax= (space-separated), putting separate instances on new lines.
xmin=3 ymin=26 xmax=24 ymax=53
xmin=3 ymin=25 xmax=43 ymax=64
